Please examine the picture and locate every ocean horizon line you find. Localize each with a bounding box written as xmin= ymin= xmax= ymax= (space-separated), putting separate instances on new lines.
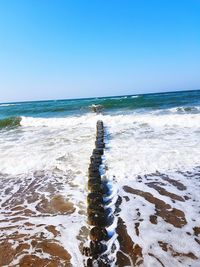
xmin=0 ymin=88 xmax=199 ymax=105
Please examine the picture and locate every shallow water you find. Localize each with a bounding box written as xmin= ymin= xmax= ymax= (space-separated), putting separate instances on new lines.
xmin=0 ymin=90 xmax=200 ymax=266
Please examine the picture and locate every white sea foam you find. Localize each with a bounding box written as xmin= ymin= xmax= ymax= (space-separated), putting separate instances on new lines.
xmin=0 ymin=103 xmax=19 ymax=107
xmin=102 ymin=112 xmax=200 ymax=266
xmin=0 ymin=115 xmax=99 ymax=174
xmin=0 ymin=112 xmax=199 ymax=176
xmin=102 ymin=112 xmax=200 ymax=178
xmin=0 ymin=114 xmax=99 ymax=265
xmin=0 ymin=111 xmax=200 ymax=265
xmin=131 ymin=95 xmax=139 ymax=98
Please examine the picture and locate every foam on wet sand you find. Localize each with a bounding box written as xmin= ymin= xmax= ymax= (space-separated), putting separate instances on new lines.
xmin=0 ymin=112 xmax=200 ymax=266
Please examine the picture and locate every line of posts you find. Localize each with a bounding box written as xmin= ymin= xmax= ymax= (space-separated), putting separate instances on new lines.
xmin=83 ymin=120 xmax=114 ymax=266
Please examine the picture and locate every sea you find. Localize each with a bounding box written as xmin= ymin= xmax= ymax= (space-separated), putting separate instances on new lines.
xmin=0 ymin=90 xmax=200 ymax=267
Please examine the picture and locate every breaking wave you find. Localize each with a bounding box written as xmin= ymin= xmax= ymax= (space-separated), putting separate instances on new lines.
xmin=0 ymin=117 xmax=21 ymax=129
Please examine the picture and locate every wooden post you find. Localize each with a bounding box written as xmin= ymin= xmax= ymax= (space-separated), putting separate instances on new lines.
xmin=83 ymin=120 xmax=113 ymax=266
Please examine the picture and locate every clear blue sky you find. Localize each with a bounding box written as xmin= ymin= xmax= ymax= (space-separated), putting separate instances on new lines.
xmin=0 ymin=0 xmax=200 ymax=102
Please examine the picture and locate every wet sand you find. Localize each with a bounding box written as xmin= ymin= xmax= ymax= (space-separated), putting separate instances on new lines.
xmin=116 ymin=169 xmax=200 ymax=266
xmin=0 ymin=170 xmax=80 ymax=267
xmin=0 ymin=165 xmax=200 ymax=266
xmin=1 ymin=168 xmax=200 ymax=266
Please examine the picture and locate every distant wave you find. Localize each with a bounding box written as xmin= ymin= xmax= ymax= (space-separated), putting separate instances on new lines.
xmin=131 ymin=95 xmax=139 ymax=98
xmin=107 ymin=95 xmax=139 ymax=100
xmin=0 ymin=103 xmax=19 ymax=107
xmin=0 ymin=117 xmax=21 ymax=129
xmin=111 ymin=96 xmax=128 ymax=100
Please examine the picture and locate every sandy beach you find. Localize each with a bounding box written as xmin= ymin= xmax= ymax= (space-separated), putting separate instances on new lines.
xmin=0 ymin=159 xmax=200 ymax=266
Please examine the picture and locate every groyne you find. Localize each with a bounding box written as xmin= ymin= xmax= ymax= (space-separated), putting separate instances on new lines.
xmin=83 ymin=120 xmax=117 ymax=266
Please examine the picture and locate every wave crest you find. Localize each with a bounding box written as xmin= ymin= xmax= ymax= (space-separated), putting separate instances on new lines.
xmin=0 ymin=117 xmax=21 ymax=129
xmin=0 ymin=103 xmax=19 ymax=107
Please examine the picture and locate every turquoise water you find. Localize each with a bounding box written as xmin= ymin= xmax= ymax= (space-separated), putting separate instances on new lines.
xmin=0 ymin=90 xmax=200 ymax=128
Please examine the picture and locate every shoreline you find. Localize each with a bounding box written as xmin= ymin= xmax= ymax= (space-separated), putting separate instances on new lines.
xmin=1 ymin=167 xmax=199 ymax=266
xmin=0 ymin=120 xmax=199 ymax=266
